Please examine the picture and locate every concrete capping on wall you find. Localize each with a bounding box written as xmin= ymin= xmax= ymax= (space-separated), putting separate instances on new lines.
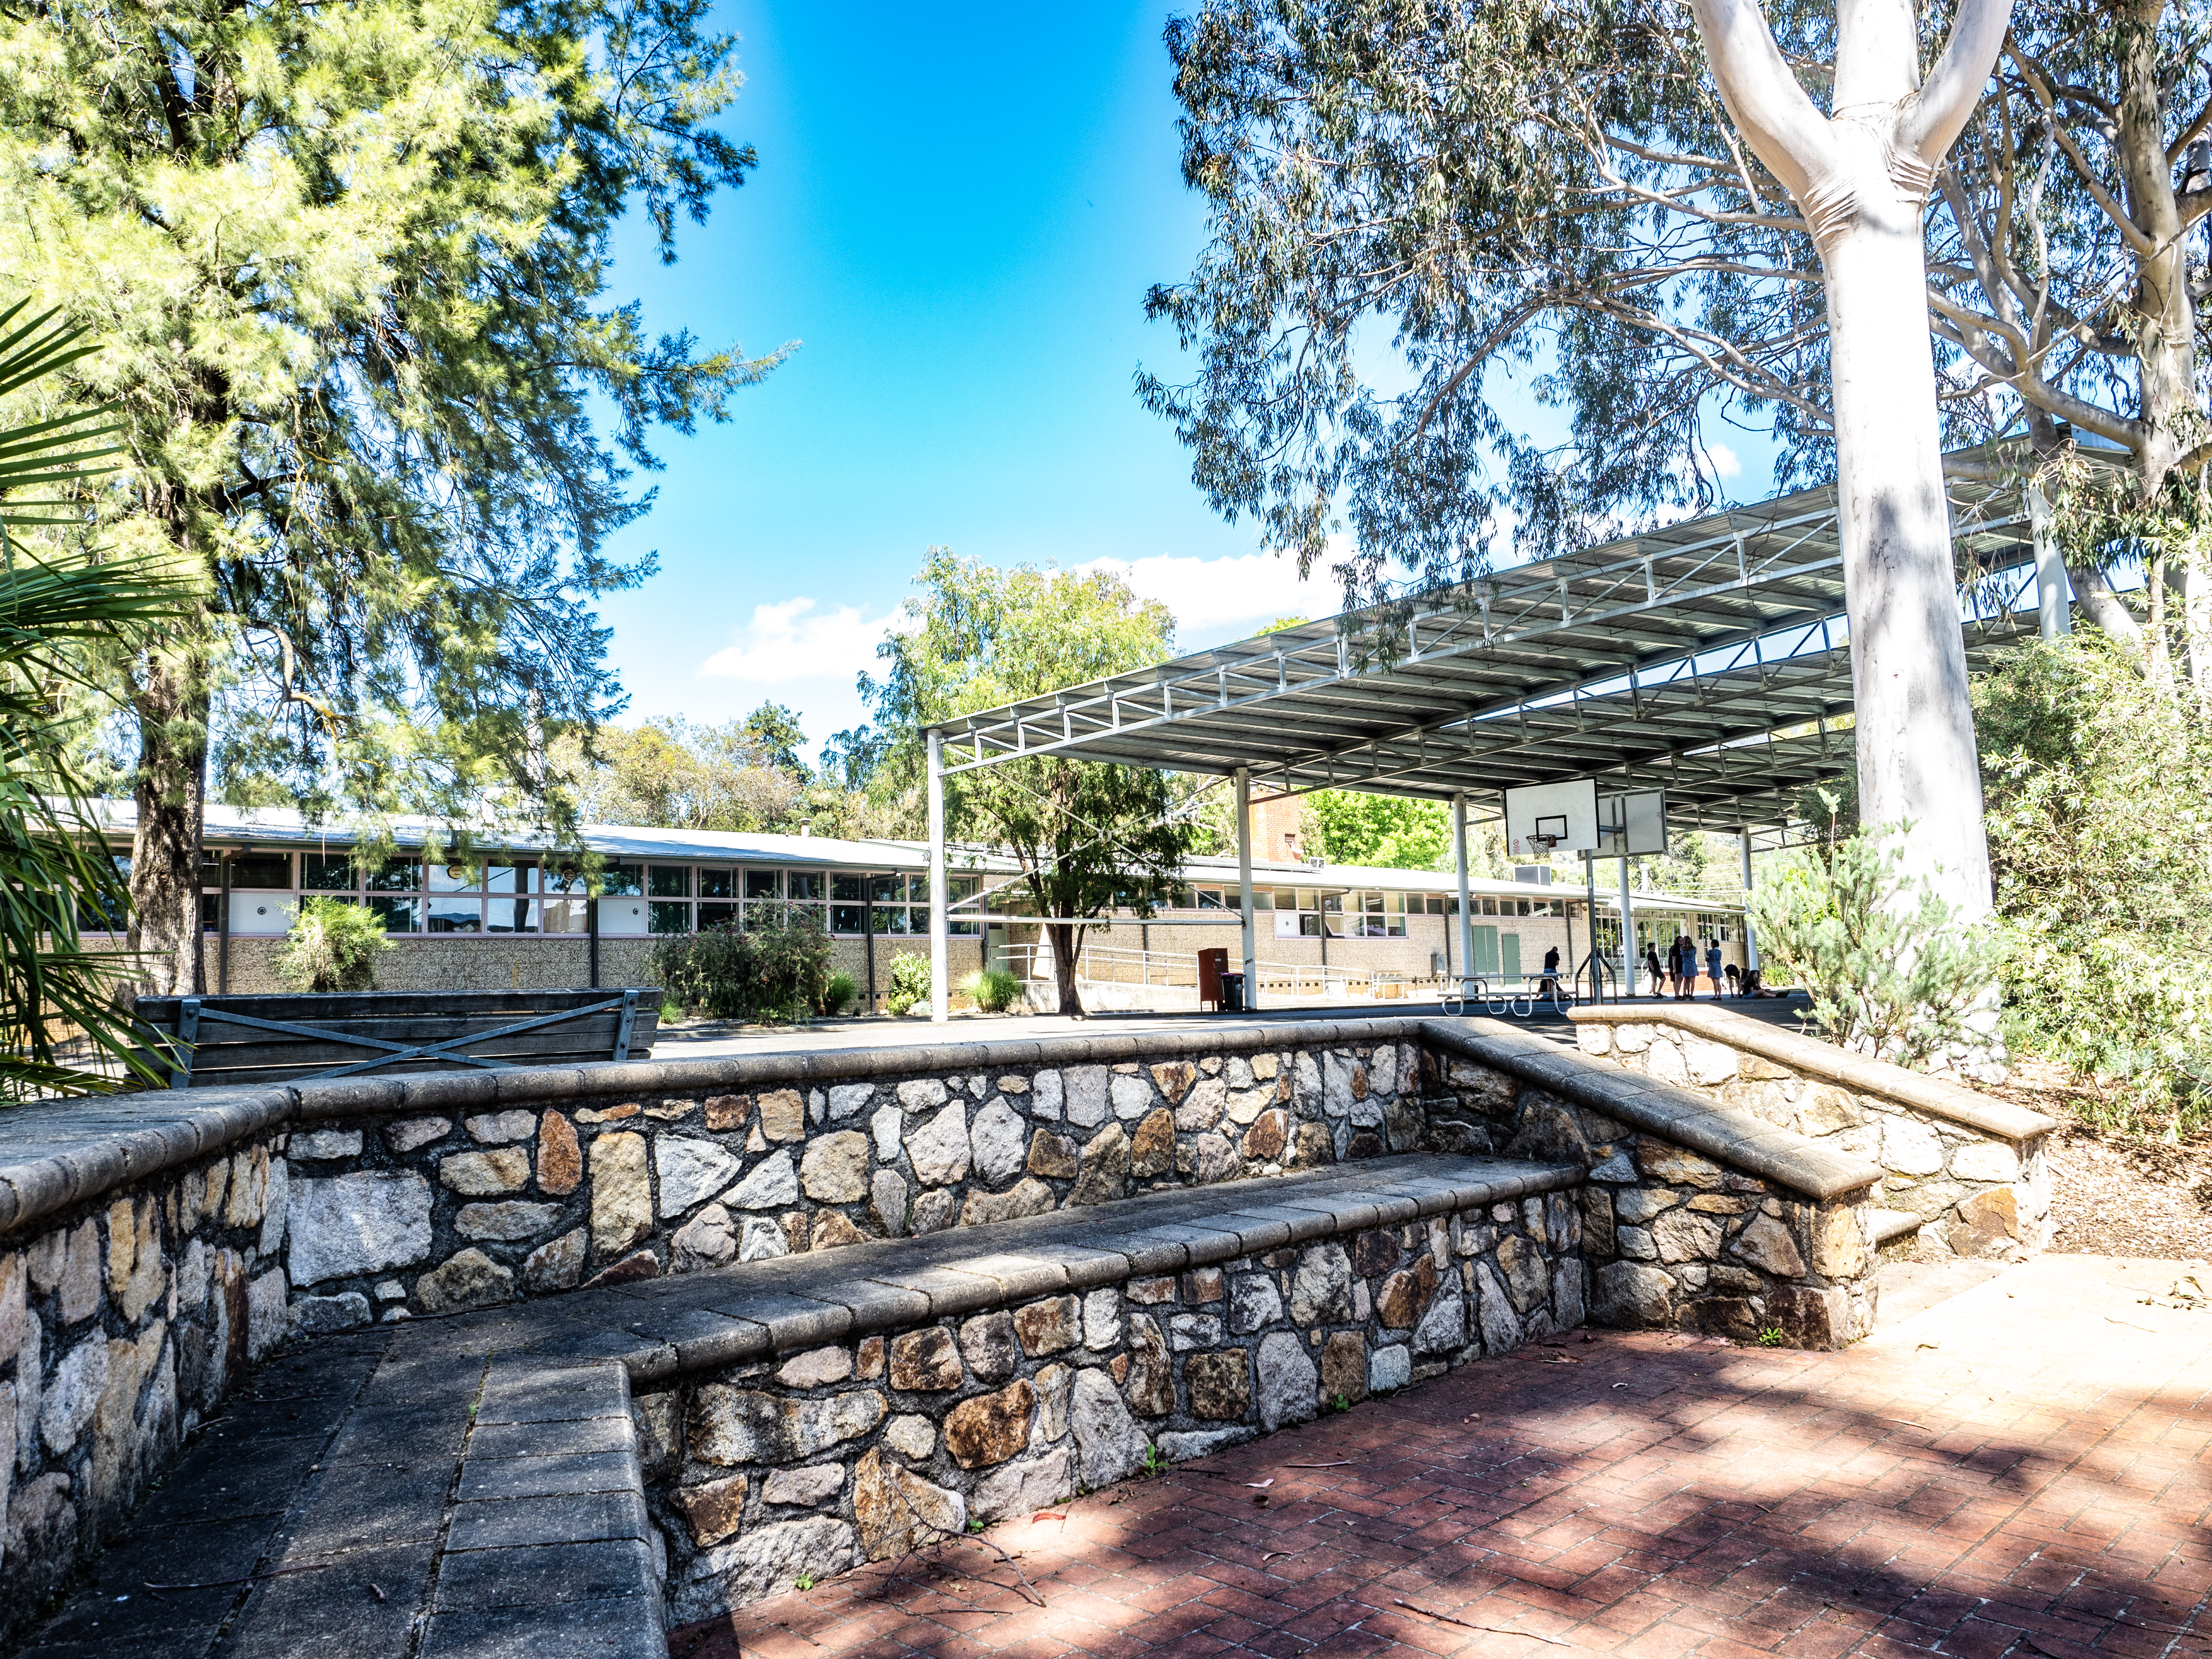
xmin=1567 ymin=1004 xmax=2058 ymax=1144
xmin=1424 ymin=1020 xmax=1883 ymax=1202
xmin=0 ymin=1013 xmax=1897 ymax=1246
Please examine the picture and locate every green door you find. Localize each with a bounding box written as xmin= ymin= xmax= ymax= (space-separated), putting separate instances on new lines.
xmin=1501 ymin=932 xmax=1521 ymax=981
xmin=1473 ymin=926 xmax=1499 ymax=976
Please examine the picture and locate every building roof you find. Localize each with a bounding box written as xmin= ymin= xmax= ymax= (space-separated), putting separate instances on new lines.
xmin=929 ymin=461 xmax=2047 ymax=839
xmin=91 ymin=800 xmax=934 ymax=872
xmin=87 ymin=802 xmax=1732 ymax=913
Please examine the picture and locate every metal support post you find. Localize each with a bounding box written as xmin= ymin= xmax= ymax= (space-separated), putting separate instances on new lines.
xmin=1234 ymin=767 xmax=1258 ymax=1011
xmin=928 ymin=730 xmax=948 ymax=1023
xmin=217 ymin=850 xmax=233 ymax=995
xmin=1618 ymin=854 xmax=1635 ymax=998
xmin=1451 ymin=792 xmax=1474 ymax=999
xmin=1740 ymin=827 xmax=1760 ymax=973
xmin=1584 ymin=850 xmax=1601 ymax=1003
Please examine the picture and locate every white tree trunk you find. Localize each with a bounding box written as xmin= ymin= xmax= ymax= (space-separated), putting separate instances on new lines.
xmin=1820 ymin=149 xmax=1993 ymax=920
xmin=1687 ymin=0 xmax=2011 ymax=924
xmin=2026 ymin=483 xmax=2070 ymax=640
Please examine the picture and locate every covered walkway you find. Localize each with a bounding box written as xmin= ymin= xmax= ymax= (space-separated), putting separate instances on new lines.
xmin=919 ymin=467 xmax=2048 ymax=1019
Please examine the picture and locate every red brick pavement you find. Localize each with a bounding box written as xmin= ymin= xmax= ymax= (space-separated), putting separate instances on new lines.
xmin=668 ymin=1257 xmax=2212 ymax=1659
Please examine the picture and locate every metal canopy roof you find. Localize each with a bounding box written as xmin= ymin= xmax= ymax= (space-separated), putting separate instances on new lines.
xmin=932 ymin=467 xmax=2043 ymax=836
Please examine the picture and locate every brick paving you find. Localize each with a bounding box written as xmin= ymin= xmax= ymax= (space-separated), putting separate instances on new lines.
xmin=669 ymin=1256 xmax=2212 ymax=1659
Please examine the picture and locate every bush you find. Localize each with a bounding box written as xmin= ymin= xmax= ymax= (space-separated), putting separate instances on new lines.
xmin=652 ymin=905 xmax=832 ymax=1023
xmin=1976 ymin=635 xmax=2212 ymax=1138
xmin=821 ymin=971 xmax=859 ymax=1016
xmin=960 ymin=966 xmax=1022 ymax=1013
xmin=276 ymin=896 xmax=392 ymax=992
xmin=1743 ymin=807 xmax=2000 ymax=1070
xmin=884 ymin=953 xmax=931 ymax=1016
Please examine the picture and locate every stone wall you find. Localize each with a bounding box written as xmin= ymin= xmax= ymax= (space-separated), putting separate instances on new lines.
xmin=639 ymin=1185 xmax=1581 ymax=1620
xmin=1569 ymin=1005 xmax=2057 ymax=1258
xmin=273 ymin=1035 xmax=1427 ymax=1330
xmin=1420 ymin=1022 xmax=1884 ymax=1347
xmin=0 ymin=1009 xmax=1912 ymax=1631
xmin=0 ymin=1118 xmax=294 ymax=1640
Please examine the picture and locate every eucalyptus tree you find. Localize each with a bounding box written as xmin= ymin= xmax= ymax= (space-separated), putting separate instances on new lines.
xmin=0 ymin=0 xmax=783 ymax=993
xmin=1930 ymin=2 xmax=2212 ymax=672
xmin=1146 ymin=0 xmax=2062 ymax=922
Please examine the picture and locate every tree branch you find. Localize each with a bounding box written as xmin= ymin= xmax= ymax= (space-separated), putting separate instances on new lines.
xmin=1682 ymin=0 xmax=1834 ymax=197
xmin=1904 ymin=0 xmax=2015 ymax=163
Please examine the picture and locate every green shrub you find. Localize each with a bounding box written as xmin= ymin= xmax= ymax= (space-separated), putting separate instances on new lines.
xmin=821 ymin=971 xmax=859 ymax=1016
xmin=960 ymin=966 xmax=1021 ymax=1013
xmin=652 ymin=906 xmax=832 ymax=1023
xmin=1743 ymin=803 xmax=2000 ymax=1069
xmin=884 ymin=953 xmax=931 ymax=1016
xmin=275 ymin=896 xmax=391 ymax=992
xmin=1976 ymin=635 xmax=2212 ymax=1138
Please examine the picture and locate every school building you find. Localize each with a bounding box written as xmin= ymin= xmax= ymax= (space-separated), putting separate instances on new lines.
xmin=84 ymin=803 xmax=1745 ymax=1010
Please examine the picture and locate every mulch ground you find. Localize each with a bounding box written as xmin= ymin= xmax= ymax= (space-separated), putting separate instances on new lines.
xmin=668 ymin=1255 xmax=2212 ymax=1659
xmin=1977 ymin=1058 xmax=2212 ymax=1261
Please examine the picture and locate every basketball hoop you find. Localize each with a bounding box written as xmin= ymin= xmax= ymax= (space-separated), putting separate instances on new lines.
xmin=1520 ymin=833 xmax=1560 ymax=856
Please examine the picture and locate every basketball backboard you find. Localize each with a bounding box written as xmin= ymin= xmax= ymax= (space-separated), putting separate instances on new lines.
xmin=1503 ymin=779 xmax=1600 ymax=855
xmin=1597 ymin=790 xmax=1668 ymax=857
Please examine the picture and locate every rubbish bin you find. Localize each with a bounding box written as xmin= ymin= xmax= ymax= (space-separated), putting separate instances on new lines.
xmin=1220 ymin=972 xmax=1246 ymax=1014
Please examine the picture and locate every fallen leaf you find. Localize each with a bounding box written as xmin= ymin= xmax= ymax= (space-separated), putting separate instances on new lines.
xmin=1032 ymin=1513 xmax=1065 ymax=1522
xmin=1247 ymin=1479 xmax=1275 ymax=1489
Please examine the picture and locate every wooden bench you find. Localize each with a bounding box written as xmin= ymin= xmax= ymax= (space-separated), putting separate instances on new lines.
xmin=132 ymin=987 xmax=661 ymax=1089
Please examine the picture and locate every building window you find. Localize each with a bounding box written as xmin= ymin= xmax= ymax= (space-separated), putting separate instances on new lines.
xmin=369 ymin=895 xmax=420 ymax=933
xmin=543 ymin=862 xmax=589 ymax=934
xmin=649 ymin=865 xmax=691 ymax=899
xmin=699 ymin=866 xmax=735 ymax=899
xmin=231 ymin=851 xmax=294 ymax=889
xmin=648 ymin=901 xmax=691 ymax=934
xmin=601 ymin=863 xmax=644 ymax=897
xmin=745 ymin=869 xmax=781 ymax=901
xmin=302 ymin=854 xmax=355 ymax=891
xmin=948 ymin=875 xmax=980 ymax=937
xmin=78 ymin=853 xmax=131 ymax=933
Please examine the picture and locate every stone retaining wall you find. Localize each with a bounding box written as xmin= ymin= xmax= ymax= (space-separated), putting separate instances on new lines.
xmin=0 ymin=1011 xmax=1906 ymax=1631
xmin=271 ymin=1034 xmax=1426 ymax=1331
xmin=1569 ymin=1005 xmax=2057 ymax=1258
xmin=1417 ymin=1024 xmax=1881 ymax=1348
xmin=637 ymin=1180 xmax=1581 ymax=1620
xmin=0 ymin=1122 xmax=294 ymax=1637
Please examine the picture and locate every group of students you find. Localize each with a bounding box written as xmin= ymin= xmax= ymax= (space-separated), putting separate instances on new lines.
xmin=1641 ymin=934 xmax=1750 ymax=999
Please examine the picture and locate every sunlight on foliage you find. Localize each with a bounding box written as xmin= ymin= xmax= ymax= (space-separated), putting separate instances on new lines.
xmin=1743 ymin=797 xmax=2001 ymax=1070
xmin=1976 ymin=636 xmax=2212 ymax=1138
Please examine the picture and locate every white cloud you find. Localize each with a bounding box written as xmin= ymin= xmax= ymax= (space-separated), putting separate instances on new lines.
xmin=697 ymin=597 xmax=902 ymax=684
xmin=1706 ymin=442 xmax=1742 ymax=478
xmin=1073 ymin=549 xmax=1330 ymax=646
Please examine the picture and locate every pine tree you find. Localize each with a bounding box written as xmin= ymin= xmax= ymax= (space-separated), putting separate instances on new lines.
xmin=0 ymin=0 xmax=784 ymax=991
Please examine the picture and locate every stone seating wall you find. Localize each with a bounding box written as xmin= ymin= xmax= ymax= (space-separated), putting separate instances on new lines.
xmin=0 ymin=1011 xmax=1952 ymax=1640
xmin=1567 ymin=1004 xmax=2058 ymax=1259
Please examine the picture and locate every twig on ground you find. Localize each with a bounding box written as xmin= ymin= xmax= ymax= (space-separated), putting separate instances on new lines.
xmin=1394 ymin=1598 xmax=1576 ymax=1645
xmin=1284 ymin=1460 xmax=1356 ymax=1468
xmin=882 ymin=1476 xmax=1046 ymax=1608
xmin=145 ymin=1563 xmax=333 ymax=1592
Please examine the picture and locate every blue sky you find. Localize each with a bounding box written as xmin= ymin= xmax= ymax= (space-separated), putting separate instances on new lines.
xmin=593 ymin=3 xmax=1754 ymax=761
